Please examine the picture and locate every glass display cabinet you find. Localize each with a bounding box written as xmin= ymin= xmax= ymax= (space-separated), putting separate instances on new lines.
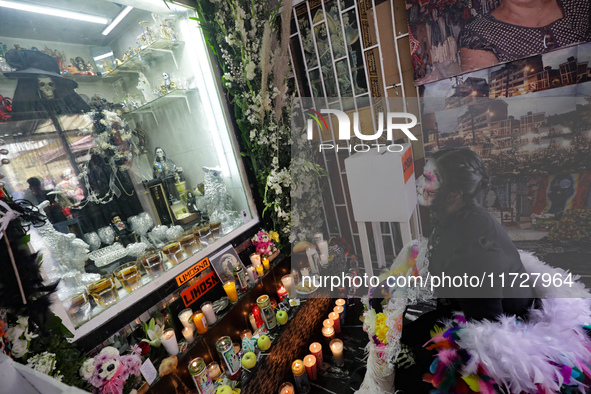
xmin=0 ymin=0 xmax=258 ymax=340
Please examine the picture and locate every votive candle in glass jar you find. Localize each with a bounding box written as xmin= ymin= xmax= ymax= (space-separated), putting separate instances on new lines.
xmin=255 ymin=264 xmax=264 ymax=277
xmin=113 ymin=262 xmax=142 ymax=293
xmin=163 ymin=241 xmax=183 ymax=265
xmin=281 ymin=275 xmax=294 ymax=299
xmin=188 ymin=357 xmax=215 ymax=394
xmin=328 ymin=312 xmax=341 ymax=333
xmin=179 ymin=232 xmax=199 ymax=255
xmin=192 ymin=310 xmax=208 ymax=335
xmin=291 ymin=359 xmax=310 ymax=394
xmin=262 ymin=256 xmax=270 ymax=270
xmin=206 ymin=361 xmax=221 ymax=381
xmin=322 ymin=326 xmax=335 ymax=343
xmin=277 ymin=285 xmax=287 ymax=302
xmin=160 ymin=329 xmax=178 ymax=355
xmin=246 ymin=265 xmax=258 ymax=283
xmin=330 ymin=338 xmax=344 ymax=367
xmin=335 ymin=298 xmax=347 ymax=319
xmin=334 ymin=305 xmax=345 ymax=327
xmin=303 ymin=354 xmax=317 ymax=381
xmin=256 ymin=294 xmax=277 ymax=331
xmin=182 ymin=327 xmax=194 ymax=344
xmin=141 ymin=251 xmax=165 ymax=278
xmin=249 ymin=253 xmax=261 ymax=268
xmin=278 ymin=382 xmax=294 ymax=394
xmin=178 ymin=308 xmax=196 ymax=330
xmin=63 ymin=291 xmax=92 ymax=326
xmin=215 ymin=336 xmax=241 ymax=380
xmin=248 ymin=313 xmax=258 ymax=331
xmin=201 ymin=301 xmax=217 ymax=325
xmin=87 ymin=276 xmax=119 ymax=308
xmin=309 ymin=342 xmax=323 ymax=364
xmin=323 ymin=319 xmax=334 ymax=329
xmin=223 ymin=280 xmax=238 ymax=303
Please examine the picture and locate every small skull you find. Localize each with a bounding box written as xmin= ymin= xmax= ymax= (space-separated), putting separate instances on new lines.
xmin=38 ymin=77 xmax=55 ymax=100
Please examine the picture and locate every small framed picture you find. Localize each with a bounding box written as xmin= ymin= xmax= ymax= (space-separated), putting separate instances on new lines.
xmin=209 ymin=245 xmax=246 ymax=283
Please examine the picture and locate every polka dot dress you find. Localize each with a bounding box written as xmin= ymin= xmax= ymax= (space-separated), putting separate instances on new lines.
xmin=458 ymin=0 xmax=591 ymax=62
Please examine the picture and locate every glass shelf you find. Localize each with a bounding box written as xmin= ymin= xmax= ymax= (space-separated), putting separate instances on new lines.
xmin=123 ymin=88 xmax=197 ymax=125
xmin=103 ymin=39 xmax=185 ymax=79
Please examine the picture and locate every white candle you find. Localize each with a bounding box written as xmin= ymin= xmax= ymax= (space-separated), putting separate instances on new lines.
xmin=317 ymin=240 xmax=329 ymax=256
xmin=249 ymin=313 xmax=258 ymax=331
xmin=160 ymin=329 xmax=179 ymax=356
xmin=330 ymin=339 xmax=344 ymax=367
xmin=178 ymin=308 xmax=196 ymax=330
xmin=306 ymin=246 xmax=319 ymax=274
xmin=207 ymin=361 xmax=221 ymax=380
xmin=320 ymin=253 xmax=329 ymax=267
xmin=246 ymin=265 xmax=258 ymax=283
xmin=300 ymin=267 xmax=310 ymax=278
xmin=249 ymin=253 xmax=261 ymax=268
xmin=182 ymin=327 xmax=194 ymax=343
xmin=281 ymin=275 xmax=294 ymax=299
xmin=201 ymin=302 xmax=217 ymax=325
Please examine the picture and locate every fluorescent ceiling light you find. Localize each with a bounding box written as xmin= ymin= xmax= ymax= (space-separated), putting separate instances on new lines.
xmin=101 ymin=6 xmax=133 ymax=36
xmin=93 ymin=52 xmax=114 ymax=61
xmin=0 ymin=0 xmax=109 ymax=24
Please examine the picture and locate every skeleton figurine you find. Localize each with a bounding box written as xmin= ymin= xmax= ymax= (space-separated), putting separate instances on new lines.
xmin=161 ymin=72 xmax=177 ymax=94
xmin=38 ymin=76 xmax=55 ymax=100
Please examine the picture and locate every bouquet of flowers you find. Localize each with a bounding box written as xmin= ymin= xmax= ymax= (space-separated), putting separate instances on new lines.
xmin=251 ymin=230 xmax=279 ymax=256
xmin=6 ymin=316 xmax=38 ymax=359
xmin=80 ymin=346 xmax=142 ymax=394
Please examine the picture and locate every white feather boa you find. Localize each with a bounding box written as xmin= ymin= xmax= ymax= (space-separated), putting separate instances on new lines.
xmin=446 ymin=251 xmax=591 ymax=393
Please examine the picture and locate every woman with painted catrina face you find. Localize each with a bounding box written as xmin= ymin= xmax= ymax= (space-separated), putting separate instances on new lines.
xmin=395 ymin=148 xmax=537 ymax=393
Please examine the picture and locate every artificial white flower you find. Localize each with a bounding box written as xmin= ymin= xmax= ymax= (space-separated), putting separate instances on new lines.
xmin=6 ymin=326 xmax=24 ymax=343
xmin=80 ymin=358 xmax=95 ymax=380
xmin=16 ymin=316 xmax=28 ymax=326
xmin=245 ymin=62 xmax=256 ymax=80
xmin=100 ymin=346 xmax=120 ymax=357
xmin=11 ymin=339 xmax=28 ymax=358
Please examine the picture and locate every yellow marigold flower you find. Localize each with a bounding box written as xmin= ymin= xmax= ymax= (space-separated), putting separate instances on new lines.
xmin=375 ymin=312 xmax=389 ymax=343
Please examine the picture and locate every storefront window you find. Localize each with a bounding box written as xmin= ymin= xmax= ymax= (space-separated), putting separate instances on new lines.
xmin=0 ymin=0 xmax=256 ymax=334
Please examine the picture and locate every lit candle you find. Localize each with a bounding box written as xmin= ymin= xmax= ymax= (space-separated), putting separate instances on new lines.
xmin=249 ymin=313 xmax=258 ymax=331
xmin=181 ymin=327 xmax=194 ymax=343
xmin=255 ymin=264 xmax=264 ymax=277
xmin=323 ymin=319 xmax=334 ymax=329
xmin=201 ymin=301 xmax=217 ymax=325
xmin=278 ymin=382 xmax=294 ymax=394
xmin=223 ymin=280 xmax=239 ymax=303
xmin=334 ymin=305 xmax=345 ymax=327
xmin=328 ymin=312 xmax=341 ymax=333
xmin=335 ymin=298 xmax=346 ymax=319
xmin=262 ymin=256 xmax=270 ymax=270
xmin=322 ymin=326 xmax=335 ymax=342
xmin=178 ymin=308 xmax=196 ymax=331
xmin=160 ymin=329 xmax=178 ymax=356
xmin=309 ymin=342 xmax=323 ymax=364
xmin=207 ymin=361 xmax=221 ymax=381
xmin=241 ymin=329 xmax=252 ymax=340
xmin=277 ymin=285 xmax=287 ymax=301
xmin=192 ymin=310 xmax=208 ymax=335
xmin=330 ymin=339 xmax=344 ymax=367
xmin=291 ymin=359 xmax=310 ymax=393
xmin=281 ymin=275 xmax=294 ymax=299
xmin=250 ymin=253 xmax=261 ymax=267
xmin=303 ymin=354 xmax=317 ymax=381
xmin=317 ymin=240 xmax=329 ymax=256
xmin=246 ymin=265 xmax=258 ymax=283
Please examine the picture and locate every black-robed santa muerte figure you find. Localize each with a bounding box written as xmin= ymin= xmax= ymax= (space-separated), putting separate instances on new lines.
xmin=3 ymin=49 xmax=89 ymax=121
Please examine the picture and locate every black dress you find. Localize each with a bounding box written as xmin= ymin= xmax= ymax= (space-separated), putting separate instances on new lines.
xmin=395 ymin=204 xmax=536 ymax=393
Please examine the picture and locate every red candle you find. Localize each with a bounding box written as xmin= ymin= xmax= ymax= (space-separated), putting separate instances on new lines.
xmin=328 ymin=312 xmax=341 ymax=334
xmin=304 ymin=354 xmax=317 ymax=381
xmin=250 ymin=304 xmax=264 ymax=328
xmin=309 ymin=342 xmax=323 ymax=364
xmin=277 ymin=285 xmax=287 ymax=301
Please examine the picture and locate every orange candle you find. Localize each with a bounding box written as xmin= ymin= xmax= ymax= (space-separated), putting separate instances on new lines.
xmin=192 ymin=310 xmax=208 ymax=334
xmin=328 ymin=311 xmax=341 ymax=333
xmin=303 ymin=354 xmax=317 ymax=381
xmin=323 ymin=319 xmax=334 ymax=329
xmin=309 ymin=342 xmax=323 ymax=364
xmin=322 ymin=326 xmax=335 ymax=342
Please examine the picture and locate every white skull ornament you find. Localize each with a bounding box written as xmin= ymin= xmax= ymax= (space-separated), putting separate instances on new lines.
xmin=38 ymin=76 xmax=55 ymax=100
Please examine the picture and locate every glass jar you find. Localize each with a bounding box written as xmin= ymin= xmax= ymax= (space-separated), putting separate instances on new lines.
xmin=86 ymin=276 xmax=119 ymax=308
xmin=162 ymin=241 xmax=183 ymax=265
xmin=141 ymin=250 xmax=165 ymax=278
xmin=63 ymin=291 xmax=92 ymax=326
xmin=215 ymin=336 xmax=241 ymax=380
xmin=256 ymin=294 xmax=277 ymax=330
xmin=188 ymin=357 xmax=215 ymax=394
xmin=113 ymin=262 xmax=142 ymax=293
